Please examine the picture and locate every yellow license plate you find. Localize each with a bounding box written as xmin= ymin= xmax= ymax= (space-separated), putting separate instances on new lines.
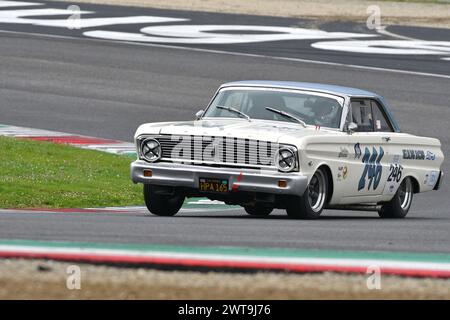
xmin=199 ymin=178 xmax=229 ymax=193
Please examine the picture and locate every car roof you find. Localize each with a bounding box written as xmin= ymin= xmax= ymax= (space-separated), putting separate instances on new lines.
xmin=220 ymin=81 xmax=379 ymax=98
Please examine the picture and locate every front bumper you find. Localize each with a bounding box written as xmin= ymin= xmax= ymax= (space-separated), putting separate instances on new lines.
xmin=131 ymin=160 xmax=308 ymax=196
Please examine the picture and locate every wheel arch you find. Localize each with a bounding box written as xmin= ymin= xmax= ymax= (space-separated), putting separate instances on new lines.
xmin=316 ymin=164 xmax=334 ymax=205
xmin=405 ymin=175 xmax=420 ymax=194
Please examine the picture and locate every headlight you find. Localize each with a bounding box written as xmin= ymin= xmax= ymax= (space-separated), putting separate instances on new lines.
xmin=140 ymin=138 xmax=162 ymax=162
xmin=275 ymin=147 xmax=297 ymax=172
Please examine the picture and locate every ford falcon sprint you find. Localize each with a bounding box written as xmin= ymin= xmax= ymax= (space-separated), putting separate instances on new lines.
xmin=131 ymin=81 xmax=444 ymax=219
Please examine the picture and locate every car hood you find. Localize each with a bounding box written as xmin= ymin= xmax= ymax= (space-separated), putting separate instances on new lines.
xmin=136 ymin=118 xmax=331 ymax=143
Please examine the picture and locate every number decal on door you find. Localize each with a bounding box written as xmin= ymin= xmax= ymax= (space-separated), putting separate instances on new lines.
xmin=387 ymin=163 xmax=403 ymax=183
xmin=358 ymin=146 xmax=384 ymax=191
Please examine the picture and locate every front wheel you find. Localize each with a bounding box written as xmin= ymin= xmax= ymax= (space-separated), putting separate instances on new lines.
xmin=286 ymin=168 xmax=328 ymax=219
xmin=143 ymin=185 xmax=184 ymax=216
xmin=378 ymin=178 xmax=413 ymax=219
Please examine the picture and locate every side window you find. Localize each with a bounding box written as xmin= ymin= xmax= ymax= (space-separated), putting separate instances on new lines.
xmin=351 ymin=99 xmax=373 ymax=132
xmin=371 ymin=100 xmax=393 ymax=132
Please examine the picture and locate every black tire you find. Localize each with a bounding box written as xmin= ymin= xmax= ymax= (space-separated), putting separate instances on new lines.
xmin=378 ymin=177 xmax=413 ymax=219
xmin=143 ymin=185 xmax=184 ymax=216
xmin=244 ymin=206 xmax=273 ymax=216
xmin=286 ymin=168 xmax=328 ymax=219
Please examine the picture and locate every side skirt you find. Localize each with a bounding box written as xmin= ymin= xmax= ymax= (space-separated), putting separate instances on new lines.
xmin=325 ymin=204 xmax=382 ymax=212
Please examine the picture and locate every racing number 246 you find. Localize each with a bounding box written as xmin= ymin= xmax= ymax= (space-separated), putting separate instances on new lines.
xmin=358 ymin=146 xmax=384 ymax=191
xmin=387 ymin=163 xmax=403 ymax=183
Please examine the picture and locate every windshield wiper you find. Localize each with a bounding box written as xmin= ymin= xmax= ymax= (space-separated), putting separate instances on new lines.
xmin=265 ymin=107 xmax=307 ymax=127
xmin=217 ymin=105 xmax=251 ymax=121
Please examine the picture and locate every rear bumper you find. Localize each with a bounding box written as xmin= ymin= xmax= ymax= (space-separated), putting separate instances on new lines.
xmin=131 ymin=160 xmax=308 ymax=196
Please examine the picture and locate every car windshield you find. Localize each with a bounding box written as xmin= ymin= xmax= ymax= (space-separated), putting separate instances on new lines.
xmin=203 ymin=87 xmax=344 ymax=128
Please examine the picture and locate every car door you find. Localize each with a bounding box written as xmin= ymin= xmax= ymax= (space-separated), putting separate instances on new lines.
xmin=370 ymin=99 xmax=403 ymax=197
xmin=344 ymin=98 xmax=392 ymax=198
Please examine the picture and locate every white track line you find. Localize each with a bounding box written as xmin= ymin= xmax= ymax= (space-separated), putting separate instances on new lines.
xmin=376 ymin=26 xmax=419 ymax=41
xmin=1 ymin=29 xmax=449 ymax=79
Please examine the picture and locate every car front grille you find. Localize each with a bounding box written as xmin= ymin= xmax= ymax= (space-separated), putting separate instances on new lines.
xmin=154 ymin=135 xmax=279 ymax=168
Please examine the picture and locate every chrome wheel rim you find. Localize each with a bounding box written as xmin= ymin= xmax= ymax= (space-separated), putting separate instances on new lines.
xmin=399 ymin=178 xmax=413 ymax=210
xmin=308 ymin=170 xmax=326 ymax=212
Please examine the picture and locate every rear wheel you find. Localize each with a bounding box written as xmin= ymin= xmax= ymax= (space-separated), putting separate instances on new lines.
xmin=286 ymin=168 xmax=328 ymax=219
xmin=378 ymin=177 xmax=413 ymax=219
xmin=143 ymin=185 xmax=184 ymax=216
xmin=244 ymin=205 xmax=273 ymax=216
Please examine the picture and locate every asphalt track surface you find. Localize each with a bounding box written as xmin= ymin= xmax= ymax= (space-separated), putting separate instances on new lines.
xmin=0 ymin=1 xmax=449 ymax=253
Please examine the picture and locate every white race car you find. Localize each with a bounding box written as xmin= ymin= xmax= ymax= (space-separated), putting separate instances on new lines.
xmin=131 ymin=81 xmax=444 ymax=219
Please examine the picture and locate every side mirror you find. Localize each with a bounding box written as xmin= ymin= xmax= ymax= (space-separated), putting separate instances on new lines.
xmin=347 ymin=122 xmax=358 ymax=134
xmin=195 ymin=109 xmax=204 ymax=120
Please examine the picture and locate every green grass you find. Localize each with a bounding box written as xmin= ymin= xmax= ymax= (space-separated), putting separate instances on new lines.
xmin=0 ymin=136 xmax=143 ymax=209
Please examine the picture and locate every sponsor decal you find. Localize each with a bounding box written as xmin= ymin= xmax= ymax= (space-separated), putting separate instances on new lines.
xmin=402 ymin=149 xmax=425 ymax=160
xmin=358 ymin=146 xmax=384 ymax=191
xmin=428 ymin=171 xmax=439 ymax=187
xmin=393 ymin=154 xmax=400 ymax=164
xmin=338 ymin=147 xmax=349 ymax=158
xmin=424 ymin=171 xmax=439 ymax=187
xmin=426 ymin=151 xmax=436 ymax=161
xmin=231 ymin=172 xmax=243 ymax=192
xmin=343 ymin=166 xmax=348 ymax=179
xmin=354 ymin=143 xmax=362 ymax=159
xmin=337 ymin=165 xmax=348 ymax=181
